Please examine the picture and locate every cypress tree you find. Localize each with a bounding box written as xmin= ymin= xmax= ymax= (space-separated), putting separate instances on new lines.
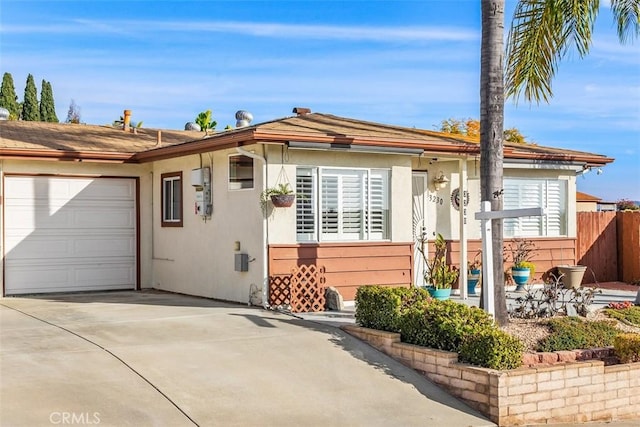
xmin=22 ymin=74 xmax=40 ymax=121
xmin=0 ymin=72 xmax=19 ymax=119
xmin=39 ymin=80 xmax=59 ymax=122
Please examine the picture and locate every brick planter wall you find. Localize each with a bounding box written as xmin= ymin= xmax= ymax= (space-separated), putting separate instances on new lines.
xmin=342 ymin=325 xmax=640 ymax=426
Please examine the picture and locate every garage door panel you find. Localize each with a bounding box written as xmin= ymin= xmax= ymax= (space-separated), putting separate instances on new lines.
xmin=74 ymin=208 xmax=135 ymax=228
xmin=4 ymin=176 xmax=136 ymax=295
xmin=5 ymin=262 xmax=134 ymax=294
xmin=5 ymin=235 xmax=135 ymax=259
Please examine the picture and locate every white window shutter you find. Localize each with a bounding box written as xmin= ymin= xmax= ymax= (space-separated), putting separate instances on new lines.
xmin=296 ymin=168 xmax=317 ymax=241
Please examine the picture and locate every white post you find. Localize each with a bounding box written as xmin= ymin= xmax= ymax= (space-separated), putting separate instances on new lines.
xmin=475 ymin=204 xmax=545 ymax=319
xmin=459 ymin=159 xmax=468 ymax=299
xmin=479 ymin=201 xmax=495 ymax=316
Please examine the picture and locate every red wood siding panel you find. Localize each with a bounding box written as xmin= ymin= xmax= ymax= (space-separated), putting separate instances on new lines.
xmin=446 ymin=238 xmax=577 ymax=284
xmin=577 ymin=212 xmax=618 ymax=283
xmin=268 ymin=242 xmax=413 ymax=300
xmin=617 ymin=212 xmax=640 ymax=283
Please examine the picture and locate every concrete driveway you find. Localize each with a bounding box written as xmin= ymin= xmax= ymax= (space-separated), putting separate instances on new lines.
xmin=0 ymin=290 xmax=493 ymax=427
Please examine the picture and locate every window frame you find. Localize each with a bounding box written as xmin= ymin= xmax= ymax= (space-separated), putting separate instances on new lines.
xmin=503 ymin=178 xmax=567 ymax=237
xmin=296 ymin=166 xmax=390 ymax=242
xmin=161 ymin=171 xmax=183 ymax=227
xmin=228 ymin=154 xmax=254 ymax=190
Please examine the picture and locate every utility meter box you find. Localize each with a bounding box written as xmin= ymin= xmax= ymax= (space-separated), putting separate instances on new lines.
xmin=191 ymin=167 xmax=210 ymax=187
xmin=191 ymin=167 xmax=212 ymax=217
xmin=235 ymin=253 xmax=249 ymax=272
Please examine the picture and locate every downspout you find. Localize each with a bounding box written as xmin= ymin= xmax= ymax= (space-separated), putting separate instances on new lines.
xmin=236 ymin=146 xmax=269 ymax=309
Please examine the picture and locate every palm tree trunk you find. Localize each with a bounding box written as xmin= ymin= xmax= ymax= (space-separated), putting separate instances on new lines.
xmin=480 ymin=0 xmax=508 ymax=325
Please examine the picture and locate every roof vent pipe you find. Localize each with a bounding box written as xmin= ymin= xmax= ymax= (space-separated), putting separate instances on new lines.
xmin=235 ymin=110 xmax=253 ymax=128
xmin=123 ymin=110 xmax=131 ymax=131
xmin=292 ymin=107 xmax=311 ymax=116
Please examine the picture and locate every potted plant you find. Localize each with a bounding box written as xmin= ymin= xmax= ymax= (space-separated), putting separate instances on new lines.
xmin=424 ymin=233 xmax=459 ymax=300
xmin=467 ymin=251 xmax=482 ymax=296
xmin=260 ymin=183 xmax=296 ymax=208
xmin=505 ymin=238 xmax=536 ymax=292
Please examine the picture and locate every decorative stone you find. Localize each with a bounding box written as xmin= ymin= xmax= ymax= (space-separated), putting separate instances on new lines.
xmin=325 ymin=286 xmax=344 ymax=311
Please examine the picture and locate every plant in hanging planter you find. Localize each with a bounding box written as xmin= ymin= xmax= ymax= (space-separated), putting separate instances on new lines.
xmin=260 ymin=183 xmax=296 ymax=208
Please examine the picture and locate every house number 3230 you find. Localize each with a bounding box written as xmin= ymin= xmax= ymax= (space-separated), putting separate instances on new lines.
xmin=428 ymin=194 xmax=445 ymax=205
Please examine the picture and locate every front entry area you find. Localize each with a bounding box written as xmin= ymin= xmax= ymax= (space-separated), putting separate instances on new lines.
xmin=3 ymin=176 xmax=137 ymax=295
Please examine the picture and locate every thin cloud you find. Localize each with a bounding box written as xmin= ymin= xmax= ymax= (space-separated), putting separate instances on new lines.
xmin=1 ymin=19 xmax=477 ymax=43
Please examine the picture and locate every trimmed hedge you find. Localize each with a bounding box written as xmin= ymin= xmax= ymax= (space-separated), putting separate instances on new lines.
xmin=400 ymin=300 xmax=494 ymax=352
xmin=354 ymin=286 xmax=430 ymax=332
xmin=614 ymin=333 xmax=640 ymax=363
xmin=355 ymin=285 xmax=523 ymax=369
xmin=459 ymin=329 xmax=524 ymax=370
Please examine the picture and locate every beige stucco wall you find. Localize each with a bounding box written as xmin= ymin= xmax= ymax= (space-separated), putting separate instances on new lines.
xmin=0 ymin=159 xmax=153 ymax=291
xmin=150 ymin=147 xmax=266 ymax=303
xmin=412 ymin=157 xmax=578 ymax=241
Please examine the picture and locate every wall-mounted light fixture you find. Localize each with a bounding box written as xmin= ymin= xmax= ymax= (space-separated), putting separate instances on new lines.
xmin=433 ymin=171 xmax=449 ymax=190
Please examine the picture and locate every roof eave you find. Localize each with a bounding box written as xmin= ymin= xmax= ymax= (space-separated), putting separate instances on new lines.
xmin=0 ymin=149 xmax=136 ymax=163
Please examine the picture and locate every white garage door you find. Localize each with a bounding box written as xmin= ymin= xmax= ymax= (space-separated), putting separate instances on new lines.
xmin=4 ymin=176 xmax=136 ymax=295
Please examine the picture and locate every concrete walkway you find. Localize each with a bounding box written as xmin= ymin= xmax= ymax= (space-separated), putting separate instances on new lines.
xmin=0 ymin=290 xmax=494 ymax=427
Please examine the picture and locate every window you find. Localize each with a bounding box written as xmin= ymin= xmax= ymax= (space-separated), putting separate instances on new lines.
xmin=296 ymin=167 xmax=389 ymax=241
xmin=503 ymin=178 xmax=567 ymax=237
xmin=161 ymin=172 xmax=183 ymax=227
xmin=229 ymin=155 xmax=254 ymax=190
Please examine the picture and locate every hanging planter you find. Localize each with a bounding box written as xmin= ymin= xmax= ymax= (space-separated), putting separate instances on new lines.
xmin=270 ymin=193 xmax=296 ymax=207
xmin=260 ymin=183 xmax=296 ymax=211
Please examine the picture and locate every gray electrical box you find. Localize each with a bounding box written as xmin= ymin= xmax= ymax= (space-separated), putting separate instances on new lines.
xmin=235 ymin=253 xmax=249 ymax=272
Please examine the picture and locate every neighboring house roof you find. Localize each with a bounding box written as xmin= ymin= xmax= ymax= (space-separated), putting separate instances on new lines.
xmin=0 ymin=120 xmax=203 ymax=162
xmin=576 ymin=191 xmax=602 ymax=202
xmin=0 ymin=112 xmax=614 ymax=167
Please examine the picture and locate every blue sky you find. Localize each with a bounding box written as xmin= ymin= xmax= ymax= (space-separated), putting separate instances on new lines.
xmin=1 ymin=0 xmax=639 ymax=200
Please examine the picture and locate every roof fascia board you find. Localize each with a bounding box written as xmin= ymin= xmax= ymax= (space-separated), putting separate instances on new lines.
xmin=134 ymin=129 xmax=257 ymax=163
xmin=504 ymin=159 xmax=586 ymax=171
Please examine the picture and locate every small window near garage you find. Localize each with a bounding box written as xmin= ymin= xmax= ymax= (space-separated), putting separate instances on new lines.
xmin=161 ymin=172 xmax=183 ymax=227
xmin=229 ymin=155 xmax=254 ymax=190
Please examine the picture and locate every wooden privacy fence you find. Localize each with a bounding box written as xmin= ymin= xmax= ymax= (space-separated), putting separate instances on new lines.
xmin=577 ymin=211 xmax=640 ymax=284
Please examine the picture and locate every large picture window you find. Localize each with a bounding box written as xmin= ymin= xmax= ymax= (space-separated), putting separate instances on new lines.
xmin=296 ymin=167 xmax=389 ymax=241
xmin=161 ymin=172 xmax=183 ymax=227
xmin=503 ymin=178 xmax=567 ymax=237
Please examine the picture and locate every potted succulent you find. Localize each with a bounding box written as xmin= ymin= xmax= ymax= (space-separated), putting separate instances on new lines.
xmin=505 ymin=238 xmax=536 ymax=292
xmin=467 ymin=251 xmax=482 ymax=296
xmin=260 ymin=183 xmax=296 ymax=208
xmin=424 ymin=233 xmax=459 ymax=300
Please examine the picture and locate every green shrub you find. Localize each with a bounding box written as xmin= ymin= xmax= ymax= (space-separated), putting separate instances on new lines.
xmin=605 ymin=306 xmax=640 ymax=327
xmin=354 ymin=286 xmax=430 ymax=332
xmin=537 ymin=317 xmax=620 ymax=352
xmin=398 ymin=299 xmax=495 ymax=352
xmin=614 ymin=333 xmax=640 ymax=363
xmin=459 ymin=329 xmax=524 ymax=370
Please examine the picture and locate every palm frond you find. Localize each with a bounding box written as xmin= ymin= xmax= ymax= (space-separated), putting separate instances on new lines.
xmin=611 ymin=0 xmax=640 ymax=43
xmin=505 ymin=0 xmax=599 ymax=104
